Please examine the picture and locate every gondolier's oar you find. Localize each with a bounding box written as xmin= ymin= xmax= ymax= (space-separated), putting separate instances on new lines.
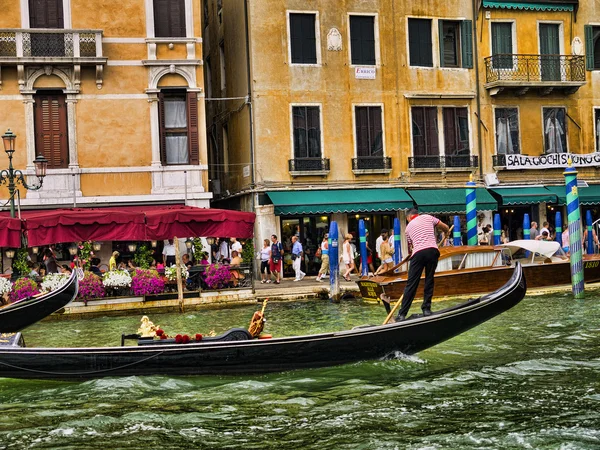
xmin=439 ymin=225 xmax=454 ymax=248
xmin=383 ymin=293 xmax=404 ymax=325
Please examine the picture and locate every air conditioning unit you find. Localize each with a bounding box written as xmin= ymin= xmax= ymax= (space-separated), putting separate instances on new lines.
xmin=484 ymin=173 xmax=500 ymax=186
xmin=211 ymin=179 xmax=221 ymax=195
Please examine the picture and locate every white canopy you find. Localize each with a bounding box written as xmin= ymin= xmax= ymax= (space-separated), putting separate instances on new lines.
xmin=500 ymin=239 xmax=561 ymax=259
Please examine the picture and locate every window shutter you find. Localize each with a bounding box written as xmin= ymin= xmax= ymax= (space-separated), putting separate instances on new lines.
xmin=362 ymin=17 xmax=376 ymax=65
xmin=158 ymin=92 xmax=167 ymax=165
xmin=443 ymin=109 xmax=457 ymax=155
xmin=307 ymin=107 xmax=321 ymax=158
xmin=187 ymin=91 xmax=200 ymax=165
xmin=425 ymin=107 xmax=439 ymax=156
xmin=29 ymin=0 xmax=64 ymax=28
xmin=461 ymin=20 xmax=473 ymax=68
xmin=438 ymin=20 xmax=445 ymax=68
xmin=355 ymin=107 xmax=368 ymax=157
xmin=350 ymin=17 xmax=360 ymax=65
xmin=585 ymin=25 xmax=594 ymax=70
xmin=370 ymin=107 xmax=383 ymax=155
xmin=34 ymin=93 xmax=68 ymax=168
xmin=304 ymin=15 xmax=317 ymax=64
xmin=169 ymin=0 xmax=186 ymax=37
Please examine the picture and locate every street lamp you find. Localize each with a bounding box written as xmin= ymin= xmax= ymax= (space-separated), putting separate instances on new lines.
xmin=5 ymin=249 xmax=15 ymax=259
xmin=0 ymin=129 xmax=48 ymax=218
xmin=128 ymin=243 xmax=137 ymax=253
xmin=206 ymin=237 xmax=215 ymax=245
xmin=185 ymin=238 xmax=193 ymax=249
xmin=68 ymin=245 xmax=79 ymax=256
xmin=92 ymin=242 xmax=102 ymax=251
xmin=150 ymin=240 xmax=158 ymax=248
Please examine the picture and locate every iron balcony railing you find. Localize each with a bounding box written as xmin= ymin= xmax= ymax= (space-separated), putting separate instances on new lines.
xmin=0 ymin=29 xmax=104 ymax=60
xmin=288 ymin=158 xmax=330 ymax=172
xmin=492 ymin=155 xmax=507 ymax=167
xmin=409 ymin=155 xmax=478 ymax=170
xmin=484 ymin=54 xmax=585 ymax=84
xmin=352 ymin=156 xmax=392 ymax=171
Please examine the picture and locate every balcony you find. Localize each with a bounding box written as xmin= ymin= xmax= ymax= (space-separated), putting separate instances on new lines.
xmin=352 ymin=156 xmax=392 ymax=175
xmin=484 ymin=54 xmax=586 ymax=96
xmin=492 ymin=154 xmax=506 ymax=168
xmin=288 ymin=158 xmax=330 ymax=177
xmin=409 ymin=155 xmax=479 ymax=171
xmin=0 ymin=29 xmax=107 ymax=87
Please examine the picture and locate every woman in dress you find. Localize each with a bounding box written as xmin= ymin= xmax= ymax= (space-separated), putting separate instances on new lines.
xmin=342 ymin=233 xmax=355 ymax=281
xmin=374 ymin=235 xmax=394 ymax=275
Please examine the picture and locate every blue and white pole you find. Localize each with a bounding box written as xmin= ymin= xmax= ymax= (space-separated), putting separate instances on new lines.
xmin=328 ymin=221 xmax=340 ymax=302
xmin=564 ymin=163 xmax=584 ymax=298
xmin=466 ymin=177 xmax=477 ymax=246
xmin=358 ymin=219 xmax=368 ymax=277
xmin=523 ymin=214 xmax=531 ymax=240
xmin=555 ymin=211 xmax=562 ymax=247
xmin=493 ymin=213 xmax=501 ymax=246
xmin=586 ymin=210 xmax=594 ymax=255
xmin=453 ymin=215 xmax=462 ymax=246
xmin=393 ymin=217 xmax=401 ymax=264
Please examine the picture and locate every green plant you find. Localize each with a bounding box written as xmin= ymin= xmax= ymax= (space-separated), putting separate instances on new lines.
xmin=192 ymin=238 xmax=205 ymax=263
xmin=13 ymin=249 xmax=29 ymax=277
xmin=134 ymin=244 xmax=155 ymax=269
xmin=79 ymin=241 xmax=94 ymax=270
xmin=241 ymin=239 xmax=254 ymax=264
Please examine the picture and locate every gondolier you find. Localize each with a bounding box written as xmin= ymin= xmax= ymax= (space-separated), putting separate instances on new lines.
xmin=396 ymin=208 xmax=449 ymax=322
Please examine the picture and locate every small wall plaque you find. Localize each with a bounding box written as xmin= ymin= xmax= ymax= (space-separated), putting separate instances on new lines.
xmin=327 ymin=28 xmax=342 ymax=51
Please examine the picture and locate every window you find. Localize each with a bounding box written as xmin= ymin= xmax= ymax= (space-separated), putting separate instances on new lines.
xmin=289 ymin=13 xmax=317 ymax=64
xmin=34 ymin=92 xmax=68 ymax=169
xmin=596 ymin=109 xmax=600 ymax=152
xmin=585 ymin=25 xmax=600 ymax=70
xmin=292 ymin=106 xmax=321 ymax=158
xmin=158 ymin=90 xmax=200 ymax=165
xmin=219 ymin=41 xmax=226 ymax=91
xmin=154 ymin=0 xmax=186 ymax=38
xmin=543 ymin=107 xmax=567 ymax=154
xmin=408 ymin=19 xmax=433 ymax=67
xmin=355 ymin=106 xmax=383 ymax=157
xmin=350 ymin=15 xmax=376 ymax=66
xmin=439 ymin=20 xmax=473 ymax=68
xmin=411 ymin=107 xmax=438 ymax=156
xmin=491 ymin=22 xmax=514 ymax=69
xmin=442 ymin=107 xmax=469 ymax=155
xmin=29 ymin=0 xmax=64 ymax=28
xmin=205 ymin=57 xmax=212 ymax=99
xmin=495 ymin=108 xmax=520 ymax=155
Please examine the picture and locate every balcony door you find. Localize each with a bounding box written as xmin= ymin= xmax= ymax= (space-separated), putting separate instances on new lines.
xmin=29 ymin=0 xmax=65 ymax=57
xmin=34 ymin=92 xmax=69 ymax=169
xmin=539 ymin=23 xmax=561 ymax=81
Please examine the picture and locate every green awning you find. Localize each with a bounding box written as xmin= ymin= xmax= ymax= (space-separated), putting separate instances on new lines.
xmin=266 ymin=188 xmax=413 ymax=215
xmin=406 ymin=188 xmax=498 ymax=214
xmin=545 ymin=185 xmax=600 ymax=206
xmin=489 ymin=187 xmax=557 ymax=205
xmin=483 ymin=1 xmax=575 ymax=11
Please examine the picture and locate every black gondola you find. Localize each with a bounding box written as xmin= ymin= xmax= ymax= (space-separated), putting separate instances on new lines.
xmin=0 ymin=264 xmax=526 ymax=380
xmin=0 ymin=270 xmax=78 ymax=333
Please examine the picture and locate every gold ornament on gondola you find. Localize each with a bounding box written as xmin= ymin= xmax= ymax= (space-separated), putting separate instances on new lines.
xmin=138 ymin=315 xmax=160 ymax=337
xmin=248 ymin=299 xmax=268 ymax=338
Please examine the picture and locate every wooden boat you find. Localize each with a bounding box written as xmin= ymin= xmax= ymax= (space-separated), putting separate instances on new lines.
xmin=0 ymin=270 xmax=78 ymax=333
xmin=357 ymin=240 xmax=600 ymax=302
xmin=0 ymin=264 xmax=526 ymax=380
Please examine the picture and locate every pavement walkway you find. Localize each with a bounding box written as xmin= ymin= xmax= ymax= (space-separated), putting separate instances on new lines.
xmin=253 ymin=274 xmax=360 ymax=301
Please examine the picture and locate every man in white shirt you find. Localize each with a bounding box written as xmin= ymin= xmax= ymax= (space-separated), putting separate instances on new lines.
xmin=540 ymin=222 xmax=550 ymax=236
xmin=218 ymin=238 xmax=230 ymax=262
xmin=162 ymin=239 xmax=176 ymax=266
xmin=230 ymin=237 xmax=243 ymax=260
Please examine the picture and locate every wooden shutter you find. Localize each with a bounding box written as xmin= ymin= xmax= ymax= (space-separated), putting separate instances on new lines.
xmin=350 ymin=16 xmax=375 ymax=65
xmin=290 ymin=14 xmax=316 ymax=64
xmin=158 ymin=92 xmax=167 ymax=165
xmin=187 ymin=91 xmax=199 ymax=165
xmin=409 ymin=19 xmax=432 ymax=67
xmin=443 ymin=108 xmax=457 ymax=155
xmin=425 ymin=107 xmax=438 ymax=156
xmin=34 ymin=93 xmax=68 ymax=168
xmin=461 ymin=20 xmax=473 ymax=68
xmin=585 ymin=25 xmax=594 ymax=70
xmin=29 ymin=0 xmax=64 ymax=28
xmin=355 ymin=107 xmax=369 ymax=157
xmin=412 ymin=107 xmax=425 ymax=156
xmin=438 ymin=20 xmax=445 ymax=68
xmin=154 ymin=0 xmax=185 ymax=37
xmin=370 ymin=107 xmax=383 ymax=155
xmin=307 ymin=106 xmax=320 ymax=158
xmin=170 ymin=0 xmax=186 ymax=37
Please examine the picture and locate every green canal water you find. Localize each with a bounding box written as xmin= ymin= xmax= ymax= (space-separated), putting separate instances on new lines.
xmin=1 ymin=292 xmax=600 ymax=449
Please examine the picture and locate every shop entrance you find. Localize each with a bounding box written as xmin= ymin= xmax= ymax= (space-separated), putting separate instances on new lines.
xmin=280 ymin=216 xmax=329 ymax=277
xmin=499 ymin=206 xmax=537 ymax=241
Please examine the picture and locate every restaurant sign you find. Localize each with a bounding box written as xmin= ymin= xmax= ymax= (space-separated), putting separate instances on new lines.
xmin=506 ymin=152 xmax=600 ymax=170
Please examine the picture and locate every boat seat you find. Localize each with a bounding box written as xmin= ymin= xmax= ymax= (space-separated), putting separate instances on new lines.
xmin=137 ymin=328 xmax=253 ymax=346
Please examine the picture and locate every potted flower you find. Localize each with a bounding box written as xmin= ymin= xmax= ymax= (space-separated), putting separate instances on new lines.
xmin=9 ymin=278 xmax=39 ymax=303
xmin=164 ymin=264 xmax=189 ymax=282
xmin=131 ymin=268 xmax=165 ymax=297
xmin=204 ymin=264 xmax=231 ymax=290
xmin=78 ymin=271 xmax=106 ymax=305
xmin=102 ymin=269 xmax=132 ymax=297
xmin=40 ymin=273 xmax=70 ymax=294
xmin=0 ymin=277 xmax=12 ymax=305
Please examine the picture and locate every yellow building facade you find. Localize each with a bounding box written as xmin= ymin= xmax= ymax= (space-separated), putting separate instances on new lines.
xmin=0 ymin=0 xmax=210 ymax=210
xmin=204 ymin=0 xmax=600 ymax=275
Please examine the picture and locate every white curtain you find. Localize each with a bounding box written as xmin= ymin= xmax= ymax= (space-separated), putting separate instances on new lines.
xmin=464 ymin=252 xmax=496 ymax=269
xmin=545 ymin=117 xmax=564 ymax=153
xmin=164 ymin=98 xmax=189 ymax=164
xmin=164 ymin=99 xmax=187 ymax=128
xmin=496 ymin=117 xmax=513 ymax=154
xmin=166 ymin=136 xmax=189 ymax=164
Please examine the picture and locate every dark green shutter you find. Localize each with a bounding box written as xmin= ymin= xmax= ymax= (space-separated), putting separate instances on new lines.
xmin=438 ymin=20 xmax=445 ymax=67
xmin=585 ymin=25 xmax=594 ymax=70
xmin=461 ymin=20 xmax=473 ymax=68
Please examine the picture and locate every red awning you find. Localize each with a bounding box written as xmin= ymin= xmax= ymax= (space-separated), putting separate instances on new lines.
xmin=23 ymin=208 xmax=147 ymax=246
xmin=0 ymin=216 xmax=23 ymax=248
xmin=144 ymin=205 xmax=255 ymax=240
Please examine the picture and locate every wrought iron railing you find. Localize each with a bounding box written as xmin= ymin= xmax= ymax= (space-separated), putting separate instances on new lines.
xmin=352 ymin=156 xmax=391 ymax=171
xmin=409 ymin=155 xmax=478 ymax=170
xmin=492 ymin=154 xmax=507 ymax=167
xmin=288 ymin=158 xmax=330 ymax=172
xmin=0 ymin=29 xmax=103 ymax=59
xmin=484 ymin=54 xmax=585 ymax=83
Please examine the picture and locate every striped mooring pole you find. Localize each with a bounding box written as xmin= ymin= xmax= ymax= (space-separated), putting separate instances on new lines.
xmin=453 ymin=215 xmax=462 ymax=246
xmin=358 ymin=219 xmax=368 ymax=277
xmin=493 ymin=213 xmax=501 ymax=246
xmin=586 ymin=210 xmax=594 ymax=255
xmin=466 ymin=176 xmax=477 ymax=246
xmin=393 ymin=217 xmax=402 ymax=264
xmin=523 ymin=214 xmax=531 ymax=240
xmin=555 ymin=211 xmax=562 ymax=248
xmin=328 ymin=221 xmax=341 ymax=302
xmin=564 ymin=163 xmax=584 ymax=298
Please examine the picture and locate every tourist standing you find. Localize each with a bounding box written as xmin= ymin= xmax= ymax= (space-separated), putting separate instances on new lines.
xmin=530 ymin=222 xmax=539 ymax=240
xmin=218 ymin=238 xmax=230 ymax=263
xmin=342 ymin=233 xmax=355 ymax=281
xmin=230 ymin=237 xmax=243 ymax=259
xmin=269 ymin=234 xmax=283 ymax=284
xmin=259 ymin=239 xmax=272 ymax=283
xmin=291 ymin=236 xmax=305 ymax=281
xmin=395 ymin=208 xmax=449 ymax=322
xmin=162 ymin=239 xmax=176 ymax=267
xmin=540 ymin=221 xmax=550 ymax=236
xmin=109 ymin=251 xmax=119 ymax=271
xmin=375 ymin=229 xmax=388 ymax=268
xmin=316 ymin=233 xmax=329 ymax=281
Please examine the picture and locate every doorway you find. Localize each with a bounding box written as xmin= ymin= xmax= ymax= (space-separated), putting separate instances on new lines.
xmin=539 ymin=23 xmax=561 ymax=82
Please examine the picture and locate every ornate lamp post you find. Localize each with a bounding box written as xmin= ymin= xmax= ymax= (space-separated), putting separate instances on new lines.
xmin=1 ymin=129 xmax=48 ymax=218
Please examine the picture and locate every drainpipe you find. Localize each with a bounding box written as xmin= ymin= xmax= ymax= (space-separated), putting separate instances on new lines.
xmin=473 ymin=0 xmax=484 ymax=181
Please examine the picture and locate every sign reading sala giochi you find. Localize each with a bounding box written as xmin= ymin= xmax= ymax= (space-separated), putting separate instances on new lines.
xmin=506 ymin=152 xmax=600 ymax=170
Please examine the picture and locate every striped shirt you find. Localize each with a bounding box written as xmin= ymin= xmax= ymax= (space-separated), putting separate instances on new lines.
xmin=406 ymin=214 xmax=440 ymax=255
